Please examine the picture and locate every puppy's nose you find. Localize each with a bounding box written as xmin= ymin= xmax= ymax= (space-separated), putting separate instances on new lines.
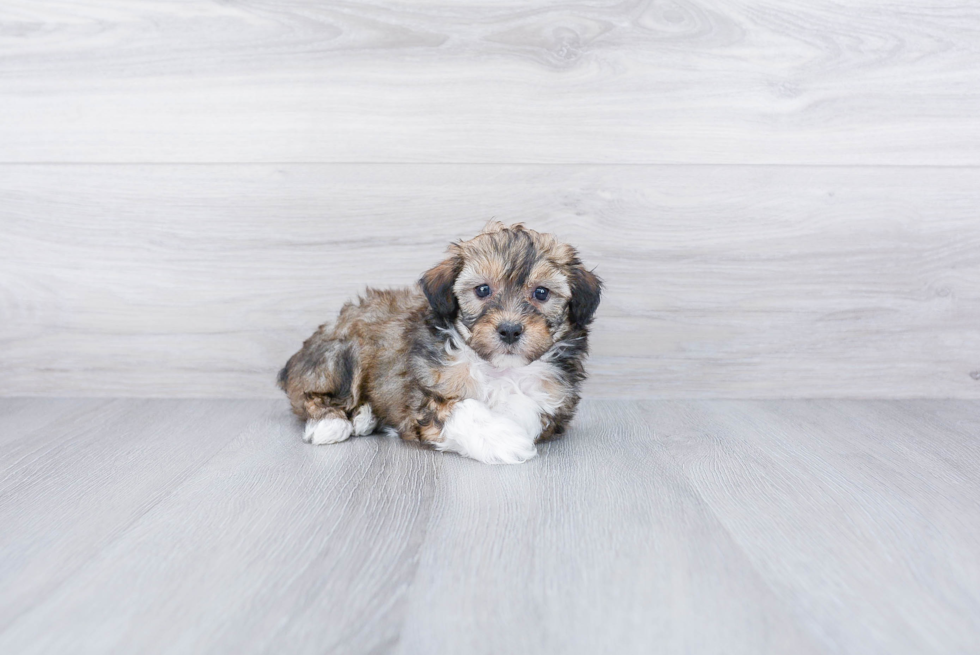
xmin=497 ymin=322 xmax=524 ymax=344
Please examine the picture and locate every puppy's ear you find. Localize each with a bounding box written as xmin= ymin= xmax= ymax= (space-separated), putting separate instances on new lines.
xmin=420 ymin=254 xmax=464 ymax=321
xmin=568 ymin=265 xmax=602 ymax=328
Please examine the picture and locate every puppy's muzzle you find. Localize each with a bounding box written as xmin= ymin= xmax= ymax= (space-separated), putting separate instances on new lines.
xmin=496 ymin=321 xmax=524 ymax=345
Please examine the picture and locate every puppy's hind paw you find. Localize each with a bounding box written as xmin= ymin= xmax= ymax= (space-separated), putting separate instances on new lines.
xmin=351 ymin=404 xmax=378 ymax=436
xmin=304 ymin=417 xmax=353 ymax=445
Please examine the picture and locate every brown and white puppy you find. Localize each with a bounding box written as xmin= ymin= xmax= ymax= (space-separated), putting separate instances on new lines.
xmin=278 ymin=222 xmax=601 ymax=464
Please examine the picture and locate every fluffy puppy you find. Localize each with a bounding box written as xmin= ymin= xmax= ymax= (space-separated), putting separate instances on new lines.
xmin=278 ymin=222 xmax=601 ymax=464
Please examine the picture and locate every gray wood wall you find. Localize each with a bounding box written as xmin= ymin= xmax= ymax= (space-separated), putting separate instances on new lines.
xmin=2 ymin=0 xmax=979 ymax=398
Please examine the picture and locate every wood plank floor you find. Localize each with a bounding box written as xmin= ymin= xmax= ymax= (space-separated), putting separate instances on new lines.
xmin=0 ymin=399 xmax=977 ymax=654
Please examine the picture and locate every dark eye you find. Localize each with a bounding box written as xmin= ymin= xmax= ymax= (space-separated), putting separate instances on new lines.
xmin=475 ymin=284 xmax=491 ymax=298
xmin=533 ymin=287 xmax=550 ymax=302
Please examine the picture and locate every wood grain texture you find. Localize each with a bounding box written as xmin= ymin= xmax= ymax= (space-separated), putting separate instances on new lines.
xmin=0 ymin=398 xmax=978 ymax=653
xmin=2 ymin=164 xmax=979 ymax=398
xmin=0 ymin=399 xmax=254 ymax=632
xmin=1 ymin=1 xmax=979 ymax=164
xmin=393 ymin=400 xmax=824 ymax=654
xmin=639 ymin=399 xmax=980 ymax=653
xmin=0 ymin=398 xmax=439 ymax=654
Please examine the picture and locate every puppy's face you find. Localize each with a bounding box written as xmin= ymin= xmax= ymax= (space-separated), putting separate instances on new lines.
xmin=421 ymin=223 xmax=602 ymax=368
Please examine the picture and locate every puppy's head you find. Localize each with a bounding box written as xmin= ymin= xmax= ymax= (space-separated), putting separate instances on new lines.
xmin=420 ymin=222 xmax=602 ymax=367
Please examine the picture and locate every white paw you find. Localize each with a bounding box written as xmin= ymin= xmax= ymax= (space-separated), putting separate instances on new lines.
xmin=304 ymin=417 xmax=353 ymax=445
xmin=351 ymin=405 xmax=378 ymax=436
xmin=436 ymin=399 xmax=537 ymax=465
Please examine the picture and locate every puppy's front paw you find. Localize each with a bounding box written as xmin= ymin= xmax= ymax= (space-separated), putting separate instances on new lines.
xmin=304 ymin=417 xmax=353 ymax=445
xmin=437 ymin=399 xmax=537 ymax=465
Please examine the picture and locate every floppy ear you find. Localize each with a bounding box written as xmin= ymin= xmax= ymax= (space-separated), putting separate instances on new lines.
xmin=420 ymin=255 xmax=463 ymax=321
xmin=568 ymin=265 xmax=602 ymax=328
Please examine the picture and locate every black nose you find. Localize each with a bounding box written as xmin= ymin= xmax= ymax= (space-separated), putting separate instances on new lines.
xmin=497 ymin=322 xmax=524 ymax=344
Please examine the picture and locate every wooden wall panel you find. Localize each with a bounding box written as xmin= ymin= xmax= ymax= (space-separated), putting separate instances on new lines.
xmin=1 ymin=1 xmax=979 ymax=164
xmin=2 ymin=164 xmax=978 ymax=398
xmin=2 ymin=1 xmax=978 ymax=397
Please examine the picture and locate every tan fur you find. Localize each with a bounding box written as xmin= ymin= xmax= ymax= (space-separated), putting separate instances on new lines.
xmin=278 ymin=223 xmax=602 ymax=449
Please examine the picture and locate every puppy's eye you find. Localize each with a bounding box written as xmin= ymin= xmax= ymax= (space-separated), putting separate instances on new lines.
xmin=475 ymin=284 xmax=491 ymax=298
xmin=533 ymin=287 xmax=550 ymax=302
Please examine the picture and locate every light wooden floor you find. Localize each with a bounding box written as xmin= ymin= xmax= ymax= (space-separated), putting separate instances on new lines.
xmin=1 ymin=398 xmax=977 ymax=654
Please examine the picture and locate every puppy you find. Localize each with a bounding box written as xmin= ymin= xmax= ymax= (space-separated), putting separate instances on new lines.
xmin=278 ymin=222 xmax=601 ymax=464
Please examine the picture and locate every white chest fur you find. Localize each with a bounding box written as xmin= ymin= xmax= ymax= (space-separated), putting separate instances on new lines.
xmin=446 ymin=343 xmax=562 ymax=439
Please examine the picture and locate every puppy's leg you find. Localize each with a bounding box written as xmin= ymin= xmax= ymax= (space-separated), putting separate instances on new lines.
xmin=279 ymin=330 xmax=364 ymax=445
xmin=304 ymin=404 xmax=378 ymax=444
xmin=431 ymin=399 xmax=538 ymax=465
xmin=350 ymin=404 xmax=378 ymax=436
xmin=537 ymin=396 xmax=579 ymax=442
xmin=304 ymin=410 xmax=354 ymax=445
